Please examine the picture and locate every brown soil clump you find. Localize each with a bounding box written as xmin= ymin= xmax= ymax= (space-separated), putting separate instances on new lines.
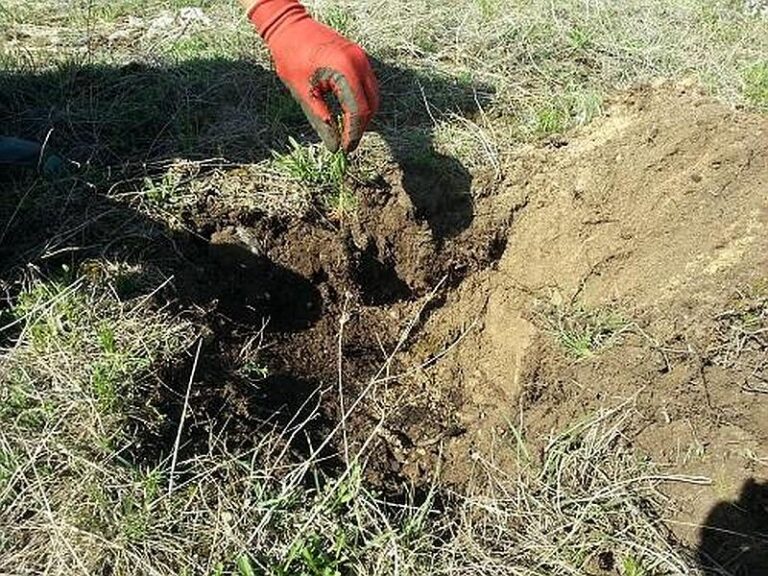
xmin=386 ymin=86 xmax=768 ymax=556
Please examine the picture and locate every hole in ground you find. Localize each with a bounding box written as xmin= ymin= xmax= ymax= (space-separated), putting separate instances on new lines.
xmin=354 ymin=243 xmax=413 ymax=306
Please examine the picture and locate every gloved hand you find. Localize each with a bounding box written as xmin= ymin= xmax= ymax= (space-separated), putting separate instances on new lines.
xmin=249 ymin=0 xmax=379 ymax=153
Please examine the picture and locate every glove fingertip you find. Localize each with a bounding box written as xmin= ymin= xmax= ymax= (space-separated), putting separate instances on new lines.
xmin=295 ymin=93 xmax=342 ymax=152
xmin=343 ymin=137 xmax=361 ymax=153
xmin=324 ymin=135 xmax=341 ymax=153
xmin=314 ymin=118 xmax=341 ymax=153
xmin=343 ymin=108 xmax=374 ymax=152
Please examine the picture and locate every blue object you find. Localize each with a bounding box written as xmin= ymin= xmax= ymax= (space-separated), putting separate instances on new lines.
xmin=0 ymin=136 xmax=66 ymax=176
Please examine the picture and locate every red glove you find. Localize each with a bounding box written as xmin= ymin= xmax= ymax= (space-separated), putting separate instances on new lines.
xmin=249 ymin=0 xmax=379 ymax=153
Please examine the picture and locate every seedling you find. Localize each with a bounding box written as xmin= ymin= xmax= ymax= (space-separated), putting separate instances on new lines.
xmin=236 ymin=555 xmax=256 ymax=576
xmin=272 ymin=137 xmax=348 ymax=188
xmin=475 ymin=0 xmax=500 ymax=19
xmin=568 ymin=26 xmax=592 ymax=50
xmin=240 ymin=360 xmax=270 ymax=380
xmin=533 ymin=103 xmax=570 ymax=136
xmin=142 ymin=171 xmax=180 ymax=207
xmin=280 ymin=534 xmax=349 ymax=576
xmin=91 ymin=360 xmax=120 ymax=412
xmin=272 ymin=137 xmax=357 ymax=221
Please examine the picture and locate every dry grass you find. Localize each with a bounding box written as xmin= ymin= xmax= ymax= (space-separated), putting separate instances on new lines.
xmin=535 ymin=300 xmax=633 ymax=360
xmin=1 ymin=303 xmax=706 ymax=574
xmin=711 ymin=282 xmax=768 ymax=394
xmin=0 ymin=268 xmax=197 ymax=573
xmin=443 ymin=406 xmax=707 ymax=576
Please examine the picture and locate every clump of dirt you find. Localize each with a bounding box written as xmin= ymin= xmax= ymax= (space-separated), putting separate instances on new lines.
xmin=130 ymin=127 xmax=521 ymax=488
xmin=380 ymin=84 xmax=768 ymax=555
xmin=149 ymin=84 xmax=767 ymax=558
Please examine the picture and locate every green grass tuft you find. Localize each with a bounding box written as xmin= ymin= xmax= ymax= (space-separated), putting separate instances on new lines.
xmin=744 ymin=61 xmax=768 ymax=109
xmin=272 ymin=137 xmax=357 ymax=220
xmin=568 ymin=26 xmax=593 ymax=51
xmin=540 ymin=302 xmax=631 ymax=359
xmin=320 ymin=4 xmax=355 ymax=38
xmin=273 ymin=138 xmax=348 ymax=187
xmin=532 ymin=102 xmax=571 ymax=136
xmin=623 ymin=555 xmax=649 ymax=576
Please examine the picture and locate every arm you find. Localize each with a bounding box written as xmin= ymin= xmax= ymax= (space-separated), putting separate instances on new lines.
xmin=241 ymin=0 xmax=379 ymax=153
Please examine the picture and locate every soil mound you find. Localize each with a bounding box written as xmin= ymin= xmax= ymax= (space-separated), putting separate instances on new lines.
xmin=180 ymin=85 xmax=766 ymax=551
xmin=387 ymin=85 xmax=768 ymax=550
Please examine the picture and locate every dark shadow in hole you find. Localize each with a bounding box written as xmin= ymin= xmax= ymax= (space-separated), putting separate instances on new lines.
xmin=371 ymin=57 xmax=495 ymax=241
xmin=353 ymin=243 xmax=412 ymax=306
xmin=179 ymin=236 xmax=323 ymax=332
xmin=250 ymin=372 xmax=338 ymax=463
xmin=130 ymin=342 xmax=339 ymax=477
xmin=697 ymin=478 xmax=768 ymax=576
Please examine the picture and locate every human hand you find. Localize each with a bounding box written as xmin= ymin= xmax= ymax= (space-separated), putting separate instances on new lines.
xmin=249 ymin=0 xmax=379 ymax=152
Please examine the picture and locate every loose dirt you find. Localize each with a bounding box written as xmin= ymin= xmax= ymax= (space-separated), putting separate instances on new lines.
xmin=161 ymin=84 xmax=767 ymax=565
xmin=402 ymin=85 xmax=768 ymax=557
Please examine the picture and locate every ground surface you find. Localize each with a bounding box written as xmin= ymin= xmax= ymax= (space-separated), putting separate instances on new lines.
xmin=203 ymin=84 xmax=768 ymax=563
xmin=2 ymin=1 xmax=768 ymax=575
